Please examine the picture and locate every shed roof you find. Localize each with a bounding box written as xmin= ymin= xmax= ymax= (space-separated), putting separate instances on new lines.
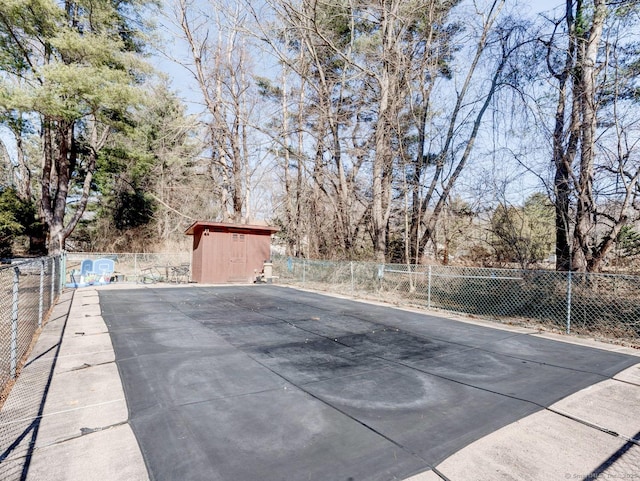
xmin=184 ymin=221 xmax=280 ymax=236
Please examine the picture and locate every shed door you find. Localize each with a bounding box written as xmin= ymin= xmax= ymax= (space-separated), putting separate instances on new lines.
xmin=229 ymin=233 xmax=247 ymax=281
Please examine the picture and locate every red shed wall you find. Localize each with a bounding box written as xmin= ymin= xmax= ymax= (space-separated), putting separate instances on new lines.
xmin=190 ymin=225 xmax=273 ymax=283
xmin=247 ymin=233 xmax=272 ymax=274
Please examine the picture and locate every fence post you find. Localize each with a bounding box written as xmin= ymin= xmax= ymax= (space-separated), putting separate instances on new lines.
xmin=428 ymin=265 xmax=432 ymax=310
xmin=134 ymin=253 xmax=138 ymax=282
xmin=39 ymin=260 xmax=45 ymax=328
xmin=302 ymin=259 xmax=306 ymax=285
xmin=566 ymin=271 xmax=572 ymax=334
xmin=59 ymin=253 xmax=66 ymax=294
xmin=50 ymin=257 xmax=56 ymax=304
xmin=11 ymin=267 xmax=19 ymax=378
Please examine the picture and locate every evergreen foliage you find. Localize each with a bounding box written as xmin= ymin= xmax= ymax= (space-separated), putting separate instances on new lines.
xmin=0 ymin=186 xmax=43 ymax=256
xmin=0 ymin=0 xmax=155 ymax=253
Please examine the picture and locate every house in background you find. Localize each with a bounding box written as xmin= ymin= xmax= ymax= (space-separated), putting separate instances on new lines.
xmin=185 ymin=221 xmax=279 ymax=284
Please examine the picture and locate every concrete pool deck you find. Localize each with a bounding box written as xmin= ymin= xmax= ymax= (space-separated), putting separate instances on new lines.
xmin=1 ymin=283 xmax=639 ymax=480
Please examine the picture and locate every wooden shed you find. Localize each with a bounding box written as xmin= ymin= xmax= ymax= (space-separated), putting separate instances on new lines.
xmin=185 ymin=221 xmax=279 ymax=284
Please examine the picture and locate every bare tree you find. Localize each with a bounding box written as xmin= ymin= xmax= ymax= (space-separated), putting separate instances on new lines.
xmin=251 ymin=0 xmax=371 ymax=259
xmin=546 ymin=0 xmax=640 ymax=271
xmin=248 ymin=0 xmax=524 ymax=264
xmin=173 ymin=0 xmax=261 ymax=223
xmin=407 ymin=0 xmax=526 ymax=264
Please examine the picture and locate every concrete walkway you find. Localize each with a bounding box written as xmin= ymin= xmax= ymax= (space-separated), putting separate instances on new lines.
xmin=408 ymin=366 xmax=640 ymax=480
xmin=0 ymin=287 xmax=148 ymax=481
xmin=1 ymin=284 xmax=639 ymax=481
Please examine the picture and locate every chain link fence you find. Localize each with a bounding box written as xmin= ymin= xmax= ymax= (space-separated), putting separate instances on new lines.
xmin=0 ymin=257 xmax=65 ymax=481
xmin=273 ymin=257 xmax=640 ymax=348
xmin=64 ymin=252 xmax=191 ymax=284
xmin=0 ymin=251 xmax=189 ymax=401
xmin=0 ymin=256 xmax=64 ymax=406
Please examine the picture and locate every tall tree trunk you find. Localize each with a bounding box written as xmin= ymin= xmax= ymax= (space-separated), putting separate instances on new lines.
xmin=551 ymin=17 xmax=578 ymax=271
xmin=41 ymin=120 xmax=73 ymax=254
xmin=551 ymin=0 xmax=619 ymax=272
xmin=371 ymin=80 xmax=392 ymax=263
xmin=41 ymin=116 xmax=104 ymax=254
xmin=572 ymin=0 xmax=606 ymax=270
xmin=371 ymin=2 xmax=402 ymax=263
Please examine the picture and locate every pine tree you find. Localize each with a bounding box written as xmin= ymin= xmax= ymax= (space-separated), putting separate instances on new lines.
xmin=0 ymin=0 xmax=154 ymax=253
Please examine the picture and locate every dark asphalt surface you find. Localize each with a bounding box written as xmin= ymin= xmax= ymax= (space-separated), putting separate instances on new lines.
xmin=99 ymin=286 xmax=638 ymax=481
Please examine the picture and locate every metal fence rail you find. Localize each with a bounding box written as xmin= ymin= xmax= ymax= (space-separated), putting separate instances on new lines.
xmin=0 ymin=256 xmax=63 ymax=403
xmin=273 ymin=257 xmax=640 ymax=347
